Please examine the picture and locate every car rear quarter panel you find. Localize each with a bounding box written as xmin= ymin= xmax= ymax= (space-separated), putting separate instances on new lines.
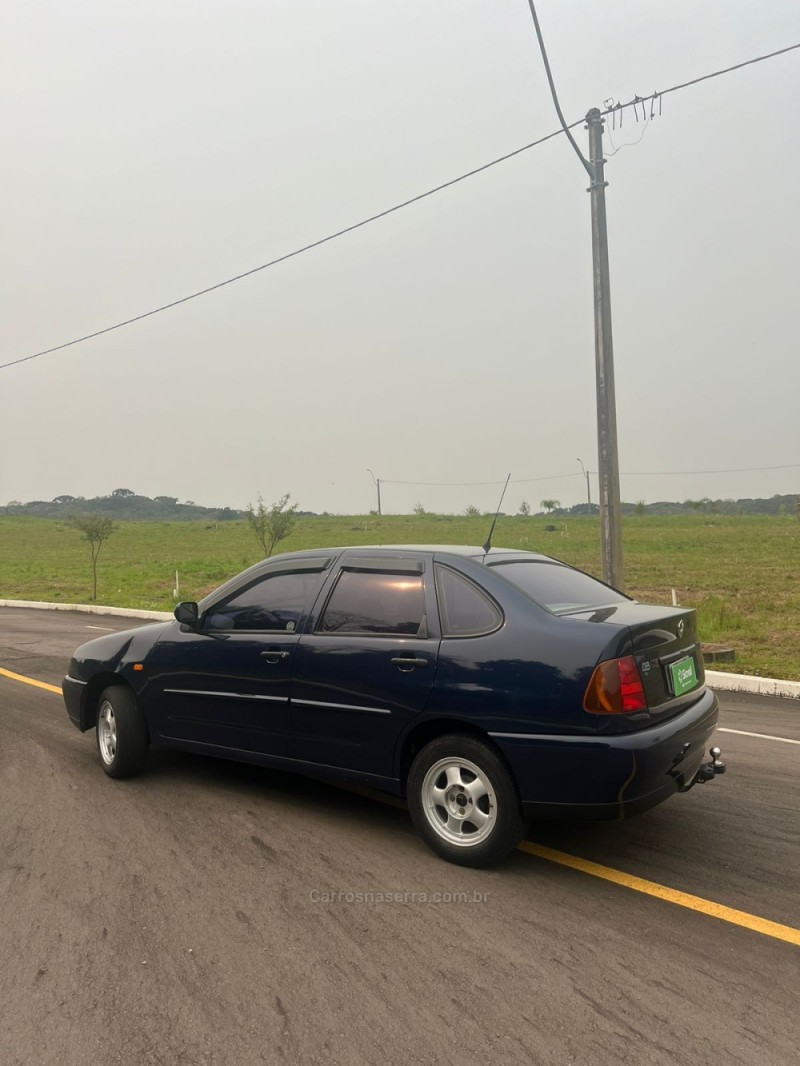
xmin=498 ymin=686 xmax=719 ymax=818
xmin=419 ymin=554 xmax=720 ymax=817
xmin=426 ymin=555 xmax=631 ymax=737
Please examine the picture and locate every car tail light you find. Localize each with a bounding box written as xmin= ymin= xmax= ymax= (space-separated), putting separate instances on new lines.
xmin=583 ymin=655 xmax=648 ymax=714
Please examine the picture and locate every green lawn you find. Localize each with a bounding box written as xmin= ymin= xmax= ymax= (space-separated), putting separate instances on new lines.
xmin=1 ymin=513 xmax=798 ymax=680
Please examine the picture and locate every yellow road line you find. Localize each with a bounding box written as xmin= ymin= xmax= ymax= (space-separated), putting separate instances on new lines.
xmin=0 ymin=665 xmax=62 ymax=694
xmin=343 ymin=783 xmax=799 ymax=946
xmin=519 ymin=841 xmax=800 ymax=947
xmin=2 ymin=663 xmax=798 ymax=946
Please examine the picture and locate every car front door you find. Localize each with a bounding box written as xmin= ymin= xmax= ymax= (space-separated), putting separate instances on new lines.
xmin=143 ymin=559 xmax=332 ymax=759
xmin=290 ymin=554 xmax=440 ymax=780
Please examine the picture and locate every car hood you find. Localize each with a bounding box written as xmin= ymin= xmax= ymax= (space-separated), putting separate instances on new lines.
xmin=69 ymin=620 xmax=174 ymax=677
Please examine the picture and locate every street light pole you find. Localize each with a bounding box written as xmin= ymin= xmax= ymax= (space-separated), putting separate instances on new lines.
xmin=577 ymin=458 xmax=591 ymax=509
xmin=366 ymin=469 xmax=382 ymax=516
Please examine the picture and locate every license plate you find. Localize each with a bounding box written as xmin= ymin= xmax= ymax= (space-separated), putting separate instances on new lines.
xmin=670 ymin=656 xmax=698 ymax=696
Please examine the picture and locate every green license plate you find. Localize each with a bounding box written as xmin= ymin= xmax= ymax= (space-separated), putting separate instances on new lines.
xmin=670 ymin=656 xmax=698 ymax=696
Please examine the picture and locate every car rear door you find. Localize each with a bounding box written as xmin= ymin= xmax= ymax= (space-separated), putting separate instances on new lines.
xmin=290 ymin=553 xmax=440 ymax=779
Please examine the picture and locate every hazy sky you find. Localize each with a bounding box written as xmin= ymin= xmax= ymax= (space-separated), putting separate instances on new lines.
xmin=2 ymin=1 xmax=799 ymax=515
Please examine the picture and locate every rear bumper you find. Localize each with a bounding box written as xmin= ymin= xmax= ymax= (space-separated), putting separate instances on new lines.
xmin=491 ymin=686 xmax=720 ymax=821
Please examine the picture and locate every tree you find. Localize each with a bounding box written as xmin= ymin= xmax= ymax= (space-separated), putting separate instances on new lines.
xmin=53 ymin=494 xmax=76 ymax=504
xmin=111 ymin=488 xmax=135 ymax=498
xmin=71 ymin=514 xmax=115 ymax=601
xmin=540 ymin=499 xmax=560 ymax=514
xmin=413 ymin=502 xmax=427 ymax=516
xmin=244 ymin=493 xmax=298 ymax=557
xmin=634 ymin=499 xmax=646 ymax=516
xmin=464 ymin=504 xmax=480 ymax=517
xmin=518 ymin=500 xmax=531 ymax=517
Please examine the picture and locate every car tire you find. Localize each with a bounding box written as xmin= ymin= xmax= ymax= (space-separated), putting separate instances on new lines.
xmin=96 ymin=685 xmax=149 ymax=779
xmin=407 ymin=734 xmax=525 ymax=867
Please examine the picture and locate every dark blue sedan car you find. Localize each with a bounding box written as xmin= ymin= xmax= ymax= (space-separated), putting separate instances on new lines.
xmin=62 ymin=546 xmax=724 ymax=866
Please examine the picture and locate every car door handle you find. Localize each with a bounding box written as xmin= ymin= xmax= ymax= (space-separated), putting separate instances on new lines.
xmin=260 ymin=649 xmax=290 ymax=663
xmin=391 ymin=656 xmax=429 ymax=671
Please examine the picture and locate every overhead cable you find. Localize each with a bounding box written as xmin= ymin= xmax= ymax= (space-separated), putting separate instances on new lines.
xmin=382 ymin=462 xmax=800 ymax=488
xmin=2 ymin=41 xmax=797 ymax=373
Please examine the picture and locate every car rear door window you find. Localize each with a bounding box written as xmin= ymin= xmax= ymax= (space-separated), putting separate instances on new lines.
xmin=488 ymin=560 xmax=628 ymax=613
xmin=435 ymin=566 xmax=502 ymax=637
xmin=204 ymin=570 xmax=325 ymax=632
xmin=316 ymin=570 xmax=426 ymax=636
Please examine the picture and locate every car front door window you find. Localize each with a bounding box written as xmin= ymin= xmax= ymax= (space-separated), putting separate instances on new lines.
xmin=204 ymin=571 xmax=325 ymax=633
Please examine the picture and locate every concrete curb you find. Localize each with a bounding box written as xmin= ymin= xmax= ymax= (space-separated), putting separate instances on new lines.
xmin=705 ymin=670 xmax=800 ymax=700
xmin=0 ymin=599 xmax=172 ymax=622
xmin=1 ymin=599 xmax=799 ymax=699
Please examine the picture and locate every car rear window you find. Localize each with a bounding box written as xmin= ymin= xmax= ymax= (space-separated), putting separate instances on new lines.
xmin=435 ymin=565 xmax=503 ymax=637
xmin=488 ymin=560 xmax=628 ymax=614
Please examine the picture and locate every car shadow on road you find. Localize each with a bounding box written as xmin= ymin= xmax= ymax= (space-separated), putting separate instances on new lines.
xmin=140 ymin=745 xmax=716 ymax=878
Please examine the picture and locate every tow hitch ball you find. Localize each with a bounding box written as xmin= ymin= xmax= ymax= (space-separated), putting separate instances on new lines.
xmin=695 ymin=746 xmax=726 ymax=784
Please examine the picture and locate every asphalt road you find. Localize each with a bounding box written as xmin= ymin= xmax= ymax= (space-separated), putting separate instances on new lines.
xmin=1 ymin=608 xmax=797 ymax=1066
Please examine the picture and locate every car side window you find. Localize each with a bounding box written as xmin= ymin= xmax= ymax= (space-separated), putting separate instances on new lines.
xmin=435 ymin=565 xmax=503 ymax=637
xmin=316 ymin=570 xmax=426 ymax=636
xmin=204 ymin=571 xmax=325 ymax=632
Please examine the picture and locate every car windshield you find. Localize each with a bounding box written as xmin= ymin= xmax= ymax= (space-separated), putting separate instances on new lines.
xmin=488 ymin=559 xmax=629 ymax=614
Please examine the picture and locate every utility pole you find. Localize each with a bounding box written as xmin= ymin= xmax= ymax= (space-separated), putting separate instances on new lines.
xmin=586 ymin=109 xmax=624 ymax=591
xmin=366 ymin=469 xmax=382 ymax=516
xmin=525 ymin=2 xmax=624 ymax=592
xmin=577 ymin=458 xmax=591 ymax=510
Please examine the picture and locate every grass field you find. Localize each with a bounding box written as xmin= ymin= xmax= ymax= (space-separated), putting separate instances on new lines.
xmin=1 ymin=513 xmax=798 ymax=680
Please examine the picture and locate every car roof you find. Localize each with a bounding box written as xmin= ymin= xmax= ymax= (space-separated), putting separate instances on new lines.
xmin=199 ymin=544 xmax=560 ymax=609
xmin=267 ymin=545 xmax=551 ymax=562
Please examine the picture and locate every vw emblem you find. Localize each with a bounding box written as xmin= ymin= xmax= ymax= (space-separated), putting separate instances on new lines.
xmin=677 ymin=619 xmax=685 ymax=638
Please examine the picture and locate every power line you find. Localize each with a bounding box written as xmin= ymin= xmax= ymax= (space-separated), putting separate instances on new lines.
xmin=526 ymin=0 xmax=593 ymax=179
xmin=0 ymin=129 xmax=565 ymax=373
xmin=606 ymin=114 xmax=652 ymax=156
xmin=383 ymin=473 xmax=579 ymax=487
xmin=382 ymin=462 xmax=800 ymax=488
xmin=605 ymin=41 xmax=800 ymax=115
xmin=621 ymin=462 xmax=800 ymax=476
xmin=2 ymin=41 xmax=798 ymax=373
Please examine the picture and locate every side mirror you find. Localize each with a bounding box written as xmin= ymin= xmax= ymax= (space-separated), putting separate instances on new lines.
xmin=174 ymin=601 xmax=199 ymax=626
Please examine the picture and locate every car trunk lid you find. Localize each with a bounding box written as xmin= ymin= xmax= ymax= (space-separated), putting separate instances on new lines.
xmin=567 ymin=602 xmax=705 ymax=714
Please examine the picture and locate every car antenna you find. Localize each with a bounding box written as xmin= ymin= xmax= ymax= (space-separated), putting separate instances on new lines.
xmin=481 ymin=473 xmax=511 ymax=559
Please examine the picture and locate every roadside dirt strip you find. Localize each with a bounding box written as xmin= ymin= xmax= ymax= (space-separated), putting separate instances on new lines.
xmin=1 ymin=608 xmax=798 ymax=1066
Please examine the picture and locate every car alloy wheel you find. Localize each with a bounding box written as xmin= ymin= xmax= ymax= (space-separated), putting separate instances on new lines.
xmin=98 ymin=700 xmax=117 ymax=766
xmin=95 ymin=685 xmax=149 ymax=779
xmin=408 ymin=735 xmax=525 ymax=867
xmin=421 ymin=756 xmax=497 ymax=846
